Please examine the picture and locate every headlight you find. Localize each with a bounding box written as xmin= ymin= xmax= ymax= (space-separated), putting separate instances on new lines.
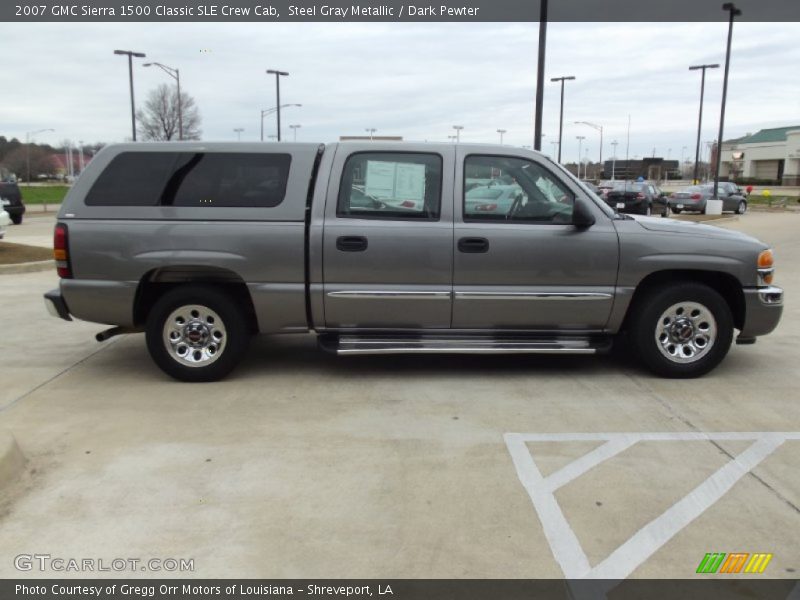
xmin=758 ymin=249 xmax=774 ymax=285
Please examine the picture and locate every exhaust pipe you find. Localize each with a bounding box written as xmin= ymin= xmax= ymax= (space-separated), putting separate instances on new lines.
xmin=95 ymin=326 xmax=139 ymax=342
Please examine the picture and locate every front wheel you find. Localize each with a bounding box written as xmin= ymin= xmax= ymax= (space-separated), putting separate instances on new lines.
xmin=145 ymin=285 xmax=251 ymax=382
xmin=10 ymin=214 xmax=22 ymax=225
xmin=628 ymin=283 xmax=733 ymax=378
xmin=736 ymin=200 xmax=747 ymax=215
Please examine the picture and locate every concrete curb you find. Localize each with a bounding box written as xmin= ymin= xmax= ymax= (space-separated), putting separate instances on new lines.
xmin=0 ymin=431 xmax=27 ymax=488
xmin=0 ymin=260 xmax=54 ymax=275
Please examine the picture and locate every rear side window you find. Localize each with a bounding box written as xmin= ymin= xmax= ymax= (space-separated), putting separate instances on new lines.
xmin=337 ymin=152 xmax=442 ymax=220
xmin=85 ymin=152 xmax=291 ymax=207
xmin=85 ymin=152 xmax=174 ymax=206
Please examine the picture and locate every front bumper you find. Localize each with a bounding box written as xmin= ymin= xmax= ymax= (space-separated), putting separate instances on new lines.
xmin=44 ymin=289 xmax=72 ymax=321
xmin=740 ymin=286 xmax=783 ymax=338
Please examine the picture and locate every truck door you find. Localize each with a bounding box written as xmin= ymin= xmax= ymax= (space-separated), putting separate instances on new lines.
xmin=452 ymin=150 xmax=618 ymax=331
xmin=322 ymin=144 xmax=454 ymax=329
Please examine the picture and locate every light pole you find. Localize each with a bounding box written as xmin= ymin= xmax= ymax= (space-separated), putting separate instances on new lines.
xmin=713 ymin=2 xmax=741 ymax=199
xmin=78 ymin=140 xmax=85 ymax=174
xmin=233 ymin=128 xmax=244 ymax=141
xmin=143 ymin=62 xmax=182 ymax=140
xmin=289 ymin=124 xmax=301 ymax=142
xmin=452 ymin=125 xmax=464 ymax=143
xmin=25 ymin=128 xmax=54 ymax=186
xmin=533 ymin=0 xmax=548 ymax=151
xmin=574 ymin=121 xmax=603 ymax=166
xmin=266 ymin=69 xmax=289 ymax=141
xmin=497 ymin=129 xmax=507 ymax=145
xmin=365 ymin=128 xmax=377 ymax=140
xmin=680 ymin=145 xmax=688 ymax=178
xmin=576 ymin=135 xmax=585 ymax=178
xmin=551 ymin=76 xmax=575 ymax=163
xmin=261 ymin=104 xmax=301 ymax=141
xmin=550 ymin=140 xmax=559 ymax=158
xmin=114 ymin=49 xmax=146 ymax=141
xmin=689 ymin=63 xmax=720 ymax=183
xmin=610 ymin=140 xmax=619 ymax=180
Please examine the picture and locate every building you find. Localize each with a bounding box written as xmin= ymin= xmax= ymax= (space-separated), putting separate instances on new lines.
xmin=600 ymin=158 xmax=679 ymax=181
xmin=719 ymin=126 xmax=800 ymax=185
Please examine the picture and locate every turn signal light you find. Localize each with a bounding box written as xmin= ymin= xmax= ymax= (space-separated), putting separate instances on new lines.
xmin=758 ymin=249 xmax=774 ymax=268
xmin=53 ymin=223 xmax=72 ymax=278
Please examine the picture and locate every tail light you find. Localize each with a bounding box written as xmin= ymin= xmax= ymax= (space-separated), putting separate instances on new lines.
xmin=400 ymin=200 xmax=416 ymax=208
xmin=475 ymin=203 xmax=498 ymax=212
xmin=670 ymin=193 xmax=676 ymax=198
xmin=636 ymin=192 xmax=646 ymax=200
xmin=53 ymin=223 xmax=72 ymax=278
xmin=691 ymin=193 xmax=702 ymax=200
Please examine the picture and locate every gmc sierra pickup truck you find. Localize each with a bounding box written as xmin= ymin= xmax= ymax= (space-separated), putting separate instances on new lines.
xmin=44 ymin=142 xmax=783 ymax=381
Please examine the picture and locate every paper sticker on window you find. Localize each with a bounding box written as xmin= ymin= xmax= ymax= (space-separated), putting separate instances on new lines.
xmin=365 ymin=160 xmax=426 ymax=203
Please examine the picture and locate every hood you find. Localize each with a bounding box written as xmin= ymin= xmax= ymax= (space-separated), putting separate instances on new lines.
xmin=630 ymin=215 xmax=761 ymax=244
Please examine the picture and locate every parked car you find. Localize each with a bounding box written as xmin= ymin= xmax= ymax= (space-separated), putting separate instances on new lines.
xmin=604 ymin=181 xmax=668 ymax=216
xmin=0 ymin=177 xmax=25 ymax=224
xmin=44 ymin=142 xmax=783 ymax=381
xmin=0 ymin=209 xmax=10 ymax=238
xmin=464 ymin=184 xmax=524 ymax=217
xmin=669 ymin=183 xmax=747 ymax=214
xmin=595 ymin=181 xmax=615 ymax=200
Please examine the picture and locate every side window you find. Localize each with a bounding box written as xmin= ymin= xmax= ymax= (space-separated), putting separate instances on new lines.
xmin=85 ymin=152 xmax=176 ymax=206
xmin=166 ymin=153 xmax=290 ymax=207
xmin=464 ymin=155 xmax=574 ymax=224
xmin=337 ymin=152 xmax=442 ymax=220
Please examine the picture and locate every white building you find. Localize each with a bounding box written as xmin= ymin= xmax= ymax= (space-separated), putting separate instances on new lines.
xmin=720 ymin=125 xmax=800 ymax=185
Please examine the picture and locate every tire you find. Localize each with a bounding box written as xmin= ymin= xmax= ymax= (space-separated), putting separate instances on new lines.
xmin=643 ymin=204 xmax=652 ymax=216
xmin=145 ymin=285 xmax=251 ymax=382
xmin=10 ymin=214 xmax=22 ymax=225
xmin=627 ymin=282 xmax=733 ymax=378
xmin=672 ymin=208 xmax=681 ymax=214
xmin=736 ymin=200 xmax=747 ymax=215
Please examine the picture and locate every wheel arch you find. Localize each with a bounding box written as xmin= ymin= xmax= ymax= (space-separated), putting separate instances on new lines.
xmin=622 ymin=269 xmax=745 ymax=332
xmin=133 ymin=266 xmax=259 ymax=333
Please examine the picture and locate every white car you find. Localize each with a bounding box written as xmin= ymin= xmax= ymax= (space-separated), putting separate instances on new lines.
xmin=0 ymin=209 xmax=10 ymax=239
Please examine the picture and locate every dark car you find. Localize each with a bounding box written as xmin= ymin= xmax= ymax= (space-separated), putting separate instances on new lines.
xmin=604 ymin=181 xmax=668 ymax=216
xmin=669 ymin=183 xmax=747 ymax=214
xmin=0 ymin=177 xmax=25 ymax=225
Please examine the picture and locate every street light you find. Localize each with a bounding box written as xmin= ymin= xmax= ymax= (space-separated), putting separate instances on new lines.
xmin=261 ymin=104 xmax=301 ymax=141
xmin=550 ymin=76 xmax=576 ymax=163
xmin=452 ymin=125 xmax=464 ymax=143
xmin=497 ymin=129 xmax=507 ymax=144
xmin=233 ymin=128 xmax=244 ymax=141
xmin=289 ymin=124 xmax=301 ymax=142
xmin=365 ymin=128 xmax=377 ymax=140
xmin=576 ymin=135 xmax=585 ymax=179
xmin=550 ymin=140 xmax=559 ymax=158
xmin=266 ymin=69 xmax=289 ymax=141
xmin=689 ymin=63 xmax=720 ymax=183
xmin=575 ymin=121 xmax=603 ymax=165
xmin=114 ymin=49 xmax=146 ymax=141
xmin=610 ymin=140 xmax=619 ymax=180
xmin=143 ymin=62 xmax=182 ymax=140
xmin=713 ymin=2 xmax=742 ymax=199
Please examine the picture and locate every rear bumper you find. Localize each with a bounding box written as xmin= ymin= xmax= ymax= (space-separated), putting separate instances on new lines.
xmin=44 ymin=289 xmax=72 ymax=321
xmin=2 ymin=203 xmax=25 ymax=217
xmin=740 ymin=286 xmax=783 ymax=338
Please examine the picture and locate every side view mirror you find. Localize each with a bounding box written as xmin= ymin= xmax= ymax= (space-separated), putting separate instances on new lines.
xmin=573 ymin=199 xmax=596 ymax=229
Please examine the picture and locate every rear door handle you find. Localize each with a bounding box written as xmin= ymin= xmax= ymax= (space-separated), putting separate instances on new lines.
xmin=336 ymin=236 xmax=368 ymax=252
xmin=457 ymin=237 xmax=489 ymax=253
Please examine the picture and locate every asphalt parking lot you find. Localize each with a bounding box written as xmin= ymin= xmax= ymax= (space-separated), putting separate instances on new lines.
xmin=0 ymin=212 xmax=798 ymax=580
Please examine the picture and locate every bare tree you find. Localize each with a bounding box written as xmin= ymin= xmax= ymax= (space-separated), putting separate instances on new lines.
xmin=136 ymin=83 xmax=201 ymax=141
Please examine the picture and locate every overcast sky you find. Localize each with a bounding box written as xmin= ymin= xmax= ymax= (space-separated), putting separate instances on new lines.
xmin=1 ymin=21 xmax=799 ymax=164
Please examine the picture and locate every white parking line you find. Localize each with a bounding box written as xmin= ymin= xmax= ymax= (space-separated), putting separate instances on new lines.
xmin=504 ymin=432 xmax=800 ymax=580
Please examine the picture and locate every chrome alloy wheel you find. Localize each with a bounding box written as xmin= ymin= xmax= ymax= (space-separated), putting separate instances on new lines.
xmin=654 ymin=301 xmax=717 ymax=364
xmin=162 ymin=304 xmax=226 ymax=367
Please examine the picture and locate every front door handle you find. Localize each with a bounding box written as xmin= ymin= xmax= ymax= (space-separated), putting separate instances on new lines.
xmin=336 ymin=236 xmax=368 ymax=252
xmin=458 ymin=237 xmax=489 ymax=253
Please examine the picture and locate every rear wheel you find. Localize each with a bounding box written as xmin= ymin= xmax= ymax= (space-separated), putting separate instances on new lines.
xmin=736 ymin=200 xmax=747 ymax=215
xmin=628 ymin=282 xmax=733 ymax=378
xmin=643 ymin=204 xmax=652 ymax=216
xmin=145 ymin=285 xmax=251 ymax=382
xmin=10 ymin=214 xmax=22 ymax=225
xmin=672 ymin=207 xmax=681 ymax=214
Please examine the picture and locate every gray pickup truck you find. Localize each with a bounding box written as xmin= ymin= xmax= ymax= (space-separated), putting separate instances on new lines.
xmin=44 ymin=142 xmax=783 ymax=381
